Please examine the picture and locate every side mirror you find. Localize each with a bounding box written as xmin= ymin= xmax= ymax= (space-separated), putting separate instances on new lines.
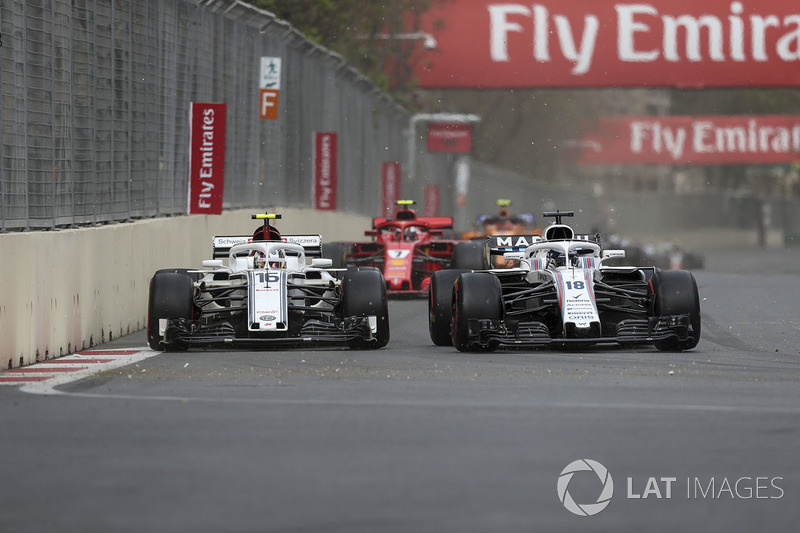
xmin=202 ymin=259 xmax=224 ymax=268
xmin=311 ymin=258 xmax=333 ymax=268
xmin=601 ymin=250 xmax=625 ymax=260
xmin=503 ymin=252 xmax=525 ymax=261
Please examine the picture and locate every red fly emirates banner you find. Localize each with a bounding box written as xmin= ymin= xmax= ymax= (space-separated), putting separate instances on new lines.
xmin=574 ymin=115 xmax=800 ymax=165
xmin=188 ymin=103 xmax=226 ymax=214
xmin=313 ymin=132 xmax=337 ymax=210
xmin=416 ymin=0 xmax=800 ymax=88
xmin=427 ymin=123 xmax=474 ymax=152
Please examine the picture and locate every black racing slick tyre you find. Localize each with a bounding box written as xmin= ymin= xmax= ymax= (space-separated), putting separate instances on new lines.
xmin=452 ymin=241 xmax=489 ymax=270
xmin=342 ymin=267 xmax=390 ymax=349
xmin=452 ymin=272 xmax=503 ymax=353
xmin=428 ymin=269 xmax=468 ymax=346
xmin=147 ymin=270 xmax=195 ymax=351
xmin=322 ymin=242 xmax=349 ymax=268
xmin=653 ymin=269 xmax=701 ymax=351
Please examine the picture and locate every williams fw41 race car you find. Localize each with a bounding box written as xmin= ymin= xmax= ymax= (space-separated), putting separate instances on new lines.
xmin=323 ymin=200 xmax=488 ymax=296
xmin=147 ymin=213 xmax=389 ymax=351
xmin=428 ymin=210 xmax=701 ymax=352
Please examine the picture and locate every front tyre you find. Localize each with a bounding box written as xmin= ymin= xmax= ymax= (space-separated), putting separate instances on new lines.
xmin=342 ymin=267 xmax=390 ymax=349
xmin=452 ymin=241 xmax=489 ymax=270
xmin=653 ymin=270 xmax=701 ymax=351
xmin=322 ymin=242 xmax=349 ymax=268
xmin=147 ymin=270 xmax=195 ymax=351
xmin=428 ymin=269 xmax=468 ymax=346
xmin=452 ymin=272 xmax=503 ymax=352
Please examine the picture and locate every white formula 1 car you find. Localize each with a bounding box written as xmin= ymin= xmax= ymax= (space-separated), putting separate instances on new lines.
xmin=428 ymin=210 xmax=701 ymax=352
xmin=147 ymin=213 xmax=390 ymax=351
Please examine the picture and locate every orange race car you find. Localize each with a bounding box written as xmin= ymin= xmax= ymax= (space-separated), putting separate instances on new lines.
xmin=462 ymin=199 xmax=540 ymax=266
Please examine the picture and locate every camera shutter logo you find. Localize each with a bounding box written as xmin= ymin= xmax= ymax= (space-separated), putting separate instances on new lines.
xmin=557 ymin=459 xmax=614 ymax=516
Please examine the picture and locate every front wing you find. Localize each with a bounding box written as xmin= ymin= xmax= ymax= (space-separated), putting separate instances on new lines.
xmin=155 ymin=315 xmax=379 ymax=350
xmin=460 ymin=314 xmax=694 ymax=349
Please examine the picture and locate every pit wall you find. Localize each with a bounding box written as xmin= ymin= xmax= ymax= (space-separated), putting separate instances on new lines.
xmin=0 ymin=208 xmax=371 ymax=369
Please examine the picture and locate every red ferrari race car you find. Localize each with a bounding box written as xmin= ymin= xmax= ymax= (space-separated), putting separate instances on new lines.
xmin=323 ymin=201 xmax=489 ymax=296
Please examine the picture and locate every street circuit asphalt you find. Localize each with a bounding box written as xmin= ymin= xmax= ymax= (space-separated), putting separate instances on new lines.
xmin=1 ymin=247 xmax=799 ymax=533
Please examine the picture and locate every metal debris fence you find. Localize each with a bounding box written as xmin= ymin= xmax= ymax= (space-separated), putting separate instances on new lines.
xmin=0 ymin=0 xmax=458 ymax=231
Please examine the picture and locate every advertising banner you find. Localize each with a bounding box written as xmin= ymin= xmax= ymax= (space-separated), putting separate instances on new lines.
xmin=381 ymin=161 xmax=402 ymax=215
xmin=313 ymin=132 xmax=338 ymax=210
xmin=415 ymin=0 xmax=800 ymax=88
xmin=427 ymin=123 xmax=474 ymax=152
xmin=188 ymin=103 xmax=226 ymax=215
xmin=574 ymin=115 xmax=800 ymax=165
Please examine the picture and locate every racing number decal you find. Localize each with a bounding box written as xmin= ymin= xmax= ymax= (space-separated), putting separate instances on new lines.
xmin=388 ymin=250 xmax=410 ymax=259
xmin=565 ymin=281 xmax=585 ymax=290
xmin=254 ymin=272 xmax=280 ymax=284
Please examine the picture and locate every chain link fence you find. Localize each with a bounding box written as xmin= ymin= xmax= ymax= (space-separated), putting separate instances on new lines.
xmin=1 ymin=0 xmax=464 ymax=231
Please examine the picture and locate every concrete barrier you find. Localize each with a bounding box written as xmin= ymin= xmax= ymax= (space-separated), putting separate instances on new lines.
xmin=0 ymin=208 xmax=371 ymax=369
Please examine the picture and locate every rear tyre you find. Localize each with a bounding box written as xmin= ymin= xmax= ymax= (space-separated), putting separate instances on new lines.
xmin=428 ymin=269 xmax=468 ymax=346
xmin=452 ymin=241 xmax=489 ymax=270
xmin=452 ymin=272 xmax=503 ymax=352
xmin=147 ymin=270 xmax=195 ymax=351
xmin=653 ymin=270 xmax=701 ymax=351
xmin=342 ymin=267 xmax=390 ymax=349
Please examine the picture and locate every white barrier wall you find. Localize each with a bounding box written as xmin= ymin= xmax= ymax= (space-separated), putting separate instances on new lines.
xmin=0 ymin=208 xmax=371 ymax=369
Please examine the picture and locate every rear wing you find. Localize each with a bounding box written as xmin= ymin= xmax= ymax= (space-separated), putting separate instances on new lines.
xmin=212 ymin=235 xmax=323 ymax=258
xmin=487 ymin=233 xmax=600 ymax=254
xmin=487 ymin=234 xmax=542 ymax=255
xmin=371 ymin=215 xmax=454 ymax=230
xmin=476 ymin=213 xmax=536 ymax=225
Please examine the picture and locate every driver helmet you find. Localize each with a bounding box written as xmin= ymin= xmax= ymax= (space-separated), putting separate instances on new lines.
xmin=251 ymin=250 xmax=267 ymax=269
xmin=547 ymin=249 xmax=566 ymax=268
xmin=268 ymin=248 xmax=286 ymax=269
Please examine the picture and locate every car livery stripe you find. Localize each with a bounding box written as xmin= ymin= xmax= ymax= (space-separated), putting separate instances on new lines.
xmin=281 ymin=269 xmax=288 ymax=323
xmin=584 ymin=270 xmax=598 ymax=309
xmin=553 ymin=269 xmax=564 ymax=312
xmin=247 ymin=270 xmax=257 ymax=323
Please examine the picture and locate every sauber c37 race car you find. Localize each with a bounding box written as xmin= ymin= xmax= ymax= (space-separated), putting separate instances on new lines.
xmin=428 ymin=210 xmax=701 ymax=352
xmin=147 ymin=213 xmax=390 ymax=351
xmin=323 ymin=201 xmax=488 ymax=296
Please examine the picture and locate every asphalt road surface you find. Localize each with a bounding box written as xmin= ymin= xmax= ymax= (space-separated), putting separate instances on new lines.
xmin=2 ymin=250 xmax=799 ymax=533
